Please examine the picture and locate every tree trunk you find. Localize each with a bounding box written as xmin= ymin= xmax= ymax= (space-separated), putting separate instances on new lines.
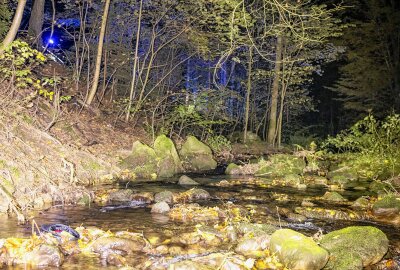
xmin=28 ymin=0 xmax=45 ymax=48
xmin=267 ymin=34 xmax=283 ymax=146
xmin=86 ymin=0 xmax=111 ymax=105
xmin=243 ymin=46 xmax=253 ymax=143
xmin=0 ymin=0 xmax=27 ymax=53
xmin=125 ymin=0 xmax=143 ymax=121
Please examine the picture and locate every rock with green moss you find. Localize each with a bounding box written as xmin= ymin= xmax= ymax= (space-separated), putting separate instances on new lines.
xmin=153 ymin=135 xmax=183 ymax=178
xmin=322 ymin=191 xmax=346 ymax=202
xmin=327 ymin=165 xmax=359 ymax=187
xmin=225 ymin=163 xmax=240 ymax=175
xmin=320 ymin=226 xmax=388 ymax=269
xmin=179 ymin=136 xmax=217 ymax=172
xmin=255 ymin=154 xmax=305 ymax=178
xmin=372 ymin=195 xmax=400 ymax=216
xmin=269 ymin=229 xmax=329 ymax=270
xmin=119 ymin=141 xmax=158 ymax=179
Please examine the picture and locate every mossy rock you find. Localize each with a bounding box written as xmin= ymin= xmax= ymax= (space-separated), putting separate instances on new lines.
xmin=372 ymin=195 xmax=400 ymax=215
xmin=119 ymin=141 xmax=158 ymax=178
xmin=270 ymin=229 xmax=329 ymax=270
xmin=255 ymin=154 xmax=305 ymax=177
xmin=154 ymin=135 xmax=183 ymax=178
xmin=225 ymin=163 xmax=239 ymax=175
xmin=320 ymin=226 xmax=388 ymax=269
xmin=322 ymin=191 xmax=346 ymax=202
xmin=179 ymin=136 xmax=217 ymax=172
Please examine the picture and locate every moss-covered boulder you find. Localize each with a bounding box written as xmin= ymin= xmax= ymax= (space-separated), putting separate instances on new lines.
xmin=255 ymin=154 xmax=306 ymax=178
xmin=153 ymin=135 xmax=183 ymax=178
xmin=372 ymin=195 xmax=400 ymax=216
xmin=320 ymin=226 xmax=388 ymax=269
xmin=327 ymin=166 xmax=358 ymax=187
xmin=269 ymin=229 xmax=329 ymax=270
xmin=119 ymin=141 xmax=158 ymax=179
xmin=179 ymin=136 xmax=217 ymax=172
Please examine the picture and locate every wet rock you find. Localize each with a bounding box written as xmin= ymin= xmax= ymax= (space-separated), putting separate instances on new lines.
xmin=154 ymin=190 xmax=174 ymax=203
xmin=108 ymin=189 xmax=134 ymax=202
xmin=372 ymin=195 xmax=400 ymax=216
xmin=286 ymin=212 xmax=307 ymax=222
xmin=178 ymin=175 xmax=200 ymax=185
xmin=22 ymin=244 xmax=64 ymax=267
xmin=179 ymin=136 xmax=217 ymax=172
xmin=301 ymin=199 xmax=315 ymax=207
xmin=322 ymin=191 xmax=346 ymax=202
xmin=269 ymin=229 xmax=329 ymax=270
xmin=119 ymin=141 xmax=158 ymax=178
xmin=91 ymin=236 xmax=146 ymax=255
xmin=130 ymin=192 xmax=154 ymax=204
xmin=327 ymin=166 xmax=358 ymax=187
xmin=235 ymin=222 xmax=277 ymax=236
xmin=295 ymin=207 xmax=361 ymax=221
xmin=320 ymin=226 xmax=389 ymax=269
xmin=235 ymin=234 xmax=270 ymax=257
xmin=351 ymin=197 xmax=370 ymax=208
xmin=168 ymin=204 xmax=220 ymax=222
xmin=169 ymin=261 xmax=214 ymax=270
xmin=173 ymin=188 xmax=210 ymax=203
xmin=193 ymin=252 xmax=252 ymax=270
xmin=154 ymin=135 xmax=183 ymax=178
xmin=283 ymin=174 xmax=303 ymax=186
xmin=225 ymin=163 xmax=240 ymax=175
xmin=151 ymin=201 xmax=170 ymax=214
xmin=255 ymin=154 xmax=305 ymax=178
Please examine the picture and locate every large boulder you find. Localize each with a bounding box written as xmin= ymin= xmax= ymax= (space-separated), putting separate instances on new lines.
xmin=320 ymin=226 xmax=389 ymax=270
xmin=269 ymin=229 xmax=329 ymax=270
xmin=119 ymin=141 xmax=158 ymax=178
xmin=372 ymin=195 xmax=400 ymax=216
xmin=153 ymin=135 xmax=183 ymax=177
xmin=256 ymin=154 xmax=306 ymax=178
xmin=179 ymin=136 xmax=217 ymax=172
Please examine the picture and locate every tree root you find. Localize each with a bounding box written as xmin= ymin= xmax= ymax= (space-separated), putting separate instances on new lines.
xmin=0 ymin=182 xmax=26 ymax=224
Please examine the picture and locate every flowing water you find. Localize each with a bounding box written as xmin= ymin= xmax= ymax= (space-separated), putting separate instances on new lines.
xmin=1 ymin=175 xmax=399 ymax=269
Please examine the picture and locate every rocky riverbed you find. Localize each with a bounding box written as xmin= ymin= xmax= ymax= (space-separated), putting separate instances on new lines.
xmin=0 ymin=175 xmax=399 ymax=270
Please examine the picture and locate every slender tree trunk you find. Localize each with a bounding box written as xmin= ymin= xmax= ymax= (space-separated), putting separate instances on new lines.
xmin=28 ymin=0 xmax=45 ymax=48
xmin=243 ymin=46 xmax=253 ymax=143
xmin=86 ymin=0 xmax=111 ymax=105
xmin=125 ymin=0 xmax=143 ymax=121
xmin=0 ymin=0 xmax=27 ymax=53
xmin=267 ymin=34 xmax=283 ymax=146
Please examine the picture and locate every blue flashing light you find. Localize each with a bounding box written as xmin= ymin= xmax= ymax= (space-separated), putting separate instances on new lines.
xmin=48 ymin=38 xmax=55 ymax=45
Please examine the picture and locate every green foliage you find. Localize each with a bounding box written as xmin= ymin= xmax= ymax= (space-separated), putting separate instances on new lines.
xmin=205 ymin=135 xmax=231 ymax=155
xmin=0 ymin=2 xmax=11 ymax=39
xmin=323 ymin=114 xmax=400 ymax=180
xmin=322 ymin=114 xmax=400 ymax=154
xmin=0 ymin=40 xmax=46 ymax=88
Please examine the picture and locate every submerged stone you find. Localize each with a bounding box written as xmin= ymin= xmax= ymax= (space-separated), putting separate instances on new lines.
xmin=269 ymin=229 xmax=329 ymax=270
xmin=151 ymin=201 xmax=170 ymax=214
xmin=320 ymin=226 xmax=389 ymax=269
xmin=178 ymin=175 xmax=200 ymax=185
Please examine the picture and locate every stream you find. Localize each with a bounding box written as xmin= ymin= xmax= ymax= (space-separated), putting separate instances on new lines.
xmin=1 ymin=175 xmax=399 ymax=269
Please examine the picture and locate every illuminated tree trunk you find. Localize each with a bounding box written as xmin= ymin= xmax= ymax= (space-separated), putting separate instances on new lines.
xmin=28 ymin=0 xmax=45 ymax=47
xmin=125 ymin=0 xmax=143 ymax=121
xmin=243 ymin=46 xmax=253 ymax=143
xmin=86 ymin=0 xmax=111 ymax=105
xmin=267 ymin=34 xmax=283 ymax=146
xmin=0 ymin=0 xmax=27 ymax=53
